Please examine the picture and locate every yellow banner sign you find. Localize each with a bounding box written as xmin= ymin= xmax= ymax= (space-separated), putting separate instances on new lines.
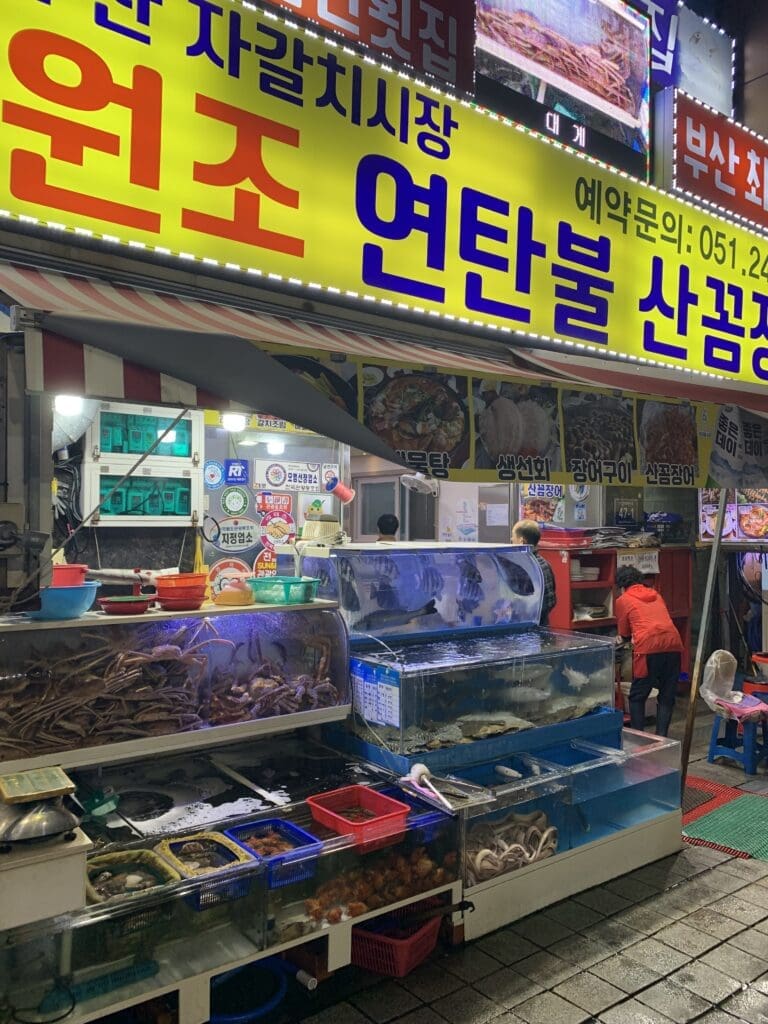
xmin=2 ymin=2 xmax=767 ymax=385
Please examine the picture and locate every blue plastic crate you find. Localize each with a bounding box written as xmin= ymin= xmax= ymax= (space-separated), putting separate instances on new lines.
xmin=161 ymin=837 xmax=255 ymax=912
xmin=379 ymin=787 xmax=446 ymax=843
xmin=224 ymin=819 xmax=322 ymax=890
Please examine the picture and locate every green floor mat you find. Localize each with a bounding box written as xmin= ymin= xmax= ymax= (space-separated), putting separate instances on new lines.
xmin=683 ymin=794 xmax=768 ymax=859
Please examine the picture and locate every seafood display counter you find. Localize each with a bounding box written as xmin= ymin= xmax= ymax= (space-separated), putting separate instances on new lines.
xmin=0 ymin=602 xmax=350 ymax=772
xmin=304 ymin=542 xmax=683 ymax=938
xmin=0 ymin=741 xmax=462 ymax=1024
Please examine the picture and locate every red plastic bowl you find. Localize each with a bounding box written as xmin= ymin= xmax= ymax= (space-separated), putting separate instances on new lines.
xmin=155 ymin=584 xmax=207 ymax=600
xmin=158 ymin=597 xmax=206 ymax=612
xmin=51 ymin=563 xmax=89 ymax=587
xmin=155 ymin=573 xmax=208 ymax=589
xmin=99 ymin=596 xmax=154 ymax=616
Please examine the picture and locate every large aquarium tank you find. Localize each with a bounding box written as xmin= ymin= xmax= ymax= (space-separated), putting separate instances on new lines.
xmin=301 ymin=543 xmax=545 ymax=640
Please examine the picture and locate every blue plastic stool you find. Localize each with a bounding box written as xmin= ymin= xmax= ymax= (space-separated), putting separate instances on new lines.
xmin=707 ymin=715 xmax=768 ymax=775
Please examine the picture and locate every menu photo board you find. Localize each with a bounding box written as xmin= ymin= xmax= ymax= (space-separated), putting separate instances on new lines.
xmin=475 ymin=0 xmax=651 ymax=177
xmin=699 ymin=488 xmax=768 ymax=544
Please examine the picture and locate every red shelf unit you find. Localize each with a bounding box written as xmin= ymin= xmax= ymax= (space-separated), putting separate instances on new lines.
xmin=540 ymin=546 xmax=693 ymax=675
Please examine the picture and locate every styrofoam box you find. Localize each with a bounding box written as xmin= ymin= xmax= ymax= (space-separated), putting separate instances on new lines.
xmin=620 ymin=680 xmax=658 ymax=718
xmin=0 ymin=828 xmax=91 ymax=930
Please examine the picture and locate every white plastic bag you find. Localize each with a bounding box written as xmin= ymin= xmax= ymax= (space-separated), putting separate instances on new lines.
xmin=700 ymin=650 xmax=738 ymax=713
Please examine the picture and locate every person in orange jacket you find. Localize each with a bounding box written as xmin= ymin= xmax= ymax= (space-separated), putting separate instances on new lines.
xmin=615 ymin=566 xmax=684 ymax=737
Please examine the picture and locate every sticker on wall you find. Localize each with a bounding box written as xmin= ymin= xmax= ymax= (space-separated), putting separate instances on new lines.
xmin=569 ymin=485 xmax=590 ymax=502
xmin=254 ymin=460 xmax=322 ymax=492
xmin=204 ymin=460 xmax=225 ymax=489
xmin=221 ymin=487 xmax=250 ymax=516
xmin=214 ymin=517 xmax=260 ymax=552
xmin=257 ymin=461 xmax=288 ymax=489
xmin=253 ymin=549 xmax=278 ymax=577
xmin=322 ymin=464 xmax=340 ymax=487
xmin=255 ymin=491 xmax=293 ymax=515
xmin=260 ymin=510 xmax=296 ymax=548
xmin=224 ymin=459 xmax=249 ymax=486
xmin=208 ymin=557 xmax=250 ymax=595
xmin=299 ymin=493 xmax=333 ymax=523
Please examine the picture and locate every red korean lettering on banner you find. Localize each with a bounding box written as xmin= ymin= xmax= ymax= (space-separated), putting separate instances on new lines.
xmin=2 ymin=29 xmax=162 ymax=231
xmin=674 ymin=92 xmax=768 ymax=229
xmin=263 ymin=0 xmax=474 ymax=92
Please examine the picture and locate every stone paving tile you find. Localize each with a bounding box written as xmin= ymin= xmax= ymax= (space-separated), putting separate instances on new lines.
xmin=599 ymin=997 xmax=675 ymax=1023
xmin=707 ymin=894 xmax=768 ymax=926
xmin=509 ymin=916 xmax=573 ymax=949
xmin=350 ymin=982 xmax=421 ymax=1024
xmin=622 ymin=937 xmax=692 ymax=973
xmin=552 ymin=972 xmax=625 ymax=1015
xmin=547 ymin=933 xmax=614 ymax=969
xmin=430 ymin=987 xmax=503 ymax=1024
xmin=443 ymin=946 xmax=502 ymax=982
xmin=653 ymin=920 xmax=721 ymax=956
xmin=635 ymin=979 xmax=712 ymax=1023
xmin=513 ymin=951 xmax=580 ymax=988
xmin=543 ymin=901 xmax=604 ymax=932
xmin=702 ymin=867 xmax=751 ymax=894
xmin=604 ymin=875 xmax=660 ymax=904
xmin=302 ymin=1002 xmax=371 ymax=1024
xmin=723 ymin=987 xmax=768 ymax=1023
xmin=727 ymin=926 xmax=768 ymax=959
xmin=630 ymin=865 xmax=679 ymax=891
xmin=473 ymin=968 xmax=543 ymax=1010
xmin=475 ymin=932 xmax=537 ymax=967
xmin=668 ymin=960 xmax=742 ymax=1004
xmin=754 ymin=917 xmax=768 ymax=936
xmin=719 ymin=858 xmax=768 ymax=881
xmin=513 ymin=991 xmax=589 ymax=1024
xmin=389 ymin=1009 xmax=446 ymax=1024
xmin=738 ymin=776 xmax=768 ymax=792
xmin=614 ymin=904 xmax=677 ymax=936
xmin=683 ymin=907 xmax=746 ymax=940
xmin=738 ymin=882 xmax=768 ymax=911
xmin=663 ymin=881 xmax=723 ymax=915
xmin=590 ymin=952 xmax=663 ymax=994
xmin=583 ymin=917 xmax=646 ymax=950
xmin=700 ymin=941 xmax=768 ymax=982
xmin=400 ymin=963 xmax=464 ymax=1003
xmin=695 ymin=1012 xmax=750 ymax=1024
xmin=570 ymin=887 xmax=633 ymax=916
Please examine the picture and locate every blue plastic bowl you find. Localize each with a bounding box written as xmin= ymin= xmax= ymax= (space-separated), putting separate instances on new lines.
xmin=29 ymin=582 xmax=101 ymax=620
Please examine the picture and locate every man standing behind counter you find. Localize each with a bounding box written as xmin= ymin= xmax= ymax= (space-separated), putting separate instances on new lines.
xmin=512 ymin=519 xmax=556 ymax=626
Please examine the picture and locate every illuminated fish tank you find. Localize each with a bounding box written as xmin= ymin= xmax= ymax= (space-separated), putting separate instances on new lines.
xmin=0 ymin=607 xmax=349 ymax=767
xmin=299 ymin=543 xmax=545 ymax=641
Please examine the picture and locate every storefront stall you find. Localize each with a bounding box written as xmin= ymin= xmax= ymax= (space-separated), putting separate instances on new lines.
xmin=1 ymin=1 xmax=768 ymax=1021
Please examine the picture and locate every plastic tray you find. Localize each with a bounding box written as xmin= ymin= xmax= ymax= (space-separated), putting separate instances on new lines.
xmin=245 ymin=576 xmax=319 ymax=604
xmin=224 ymin=819 xmax=322 ymax=889
xmin=306 ymin=786 xmax=410 ymax=847
xmin=154 ymin=832 xmax=255 ymax=911
xmin=351 ymin=898 xmax=443 ymax=977
xmin=379 ymin=787 xmax=445 ymax=843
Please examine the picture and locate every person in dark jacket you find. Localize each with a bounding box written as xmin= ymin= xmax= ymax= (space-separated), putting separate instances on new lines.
xmin=615 ymin=566 xmax=683 ymax=736
xmin=512 ymin=519 xmax=556 ymax=626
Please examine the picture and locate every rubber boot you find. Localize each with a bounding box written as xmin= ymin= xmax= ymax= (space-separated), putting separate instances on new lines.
xmin=656 ymin=703 xmax=674 ymax=737
xmin=629 ymin=699 xmax=647 ymax=731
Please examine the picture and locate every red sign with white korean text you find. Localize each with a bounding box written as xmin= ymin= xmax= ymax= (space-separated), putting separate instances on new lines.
xmin=265 ymin=0 xmax=474 ymax=92
xmin=674 ymin=92 xmax=768 ymax=232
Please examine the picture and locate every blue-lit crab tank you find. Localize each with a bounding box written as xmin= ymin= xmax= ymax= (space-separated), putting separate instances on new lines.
xmin=0 ymin=607 xmax=349 ymax=764
xmin=294 ymin=544 xmax=617 ymax=771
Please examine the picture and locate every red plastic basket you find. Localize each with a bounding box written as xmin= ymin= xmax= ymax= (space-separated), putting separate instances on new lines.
xmin=306 ymin=786 xmax=409 ymax=847
xmin=351 ymin=899 xmax=443 ymax=977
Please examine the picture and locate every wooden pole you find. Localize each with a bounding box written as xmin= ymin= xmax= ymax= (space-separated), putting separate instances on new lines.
xmin=680 ymin=488 xmax=727 ymax=795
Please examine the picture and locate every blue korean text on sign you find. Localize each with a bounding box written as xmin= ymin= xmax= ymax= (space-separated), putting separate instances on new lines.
xmin=224 ymin=459 xmax=249 ymax=485
xmin=631 ymin=0 xmax=679 ymax=88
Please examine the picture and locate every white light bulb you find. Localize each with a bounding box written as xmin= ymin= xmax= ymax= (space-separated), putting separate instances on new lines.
xmin=266 ymin=440 xmax=285 ymax=456
xmin=221 ymin=412 xmax=247 ymax=433
xmin=54 ymin=394 xmax=84 ymax=416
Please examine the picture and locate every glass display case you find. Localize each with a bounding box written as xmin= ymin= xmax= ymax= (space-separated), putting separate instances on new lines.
xmin=300 ymin=544 xmax=545 ymax=640
xmin=349 ymin=628 xmax=615 ymax=757
xmin=454 ymin=731 xmax=680 ymax=889
xmin=0 ymin=606 xmax=349 ymax=766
